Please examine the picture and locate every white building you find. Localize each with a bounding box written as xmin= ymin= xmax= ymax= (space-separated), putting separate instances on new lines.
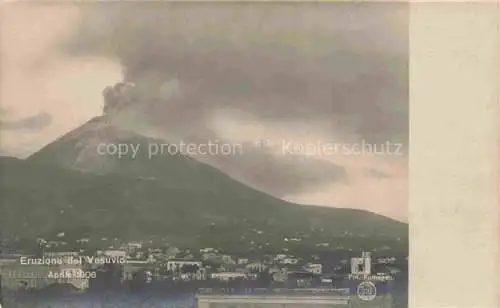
xmin=166 ymin=259 xmax=202 ymax=272
xmin=221 ymin=255 xmax=235 ymax=264
xmin=350 ymin=252 xmax=372 ymax=275
xmin=180 ymin=267 xmax=207 ymax=281
xmin=281 ymin=257 xmax=299 ymax=265
xmin=200 ymin=248 xmax=216 ymax=253
xmin=121 ymin=263 xmax=146 ymax=281
xmin=103 ymin=250 xmax=127 ymax=258
xmin=274 ymin=254 xmax=287 ymax=261
xmin=245 ymin=262 xmax=266 ymax=272
xmin=304 ymin=263 xmax=323 ymax=275
xmin=377 ymin=256 xmax=397 ymax=264
xmin=127 ymin=242 xmax=142 ymax=249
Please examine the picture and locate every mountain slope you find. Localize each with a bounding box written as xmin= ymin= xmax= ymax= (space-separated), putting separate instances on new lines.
xmin=2 ymin=116 xmax=407 ymax=253
xmin=0 ymin=156 xmax=407 ymax=254
xmin=27 ymin=116 xmax=260 ymax=196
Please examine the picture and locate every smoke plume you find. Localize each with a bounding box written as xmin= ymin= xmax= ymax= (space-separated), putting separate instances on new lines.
xmin=60 ymin=2 xmax=409 ymax=220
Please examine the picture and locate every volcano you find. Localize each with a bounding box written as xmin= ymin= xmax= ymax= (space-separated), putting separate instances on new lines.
xmin=27 ymin=115 xmax=255 ymax=194
xmin=0 ymin=116 xmax=407 ymax=254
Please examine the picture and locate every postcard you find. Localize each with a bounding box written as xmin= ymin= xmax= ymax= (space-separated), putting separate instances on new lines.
xmin=1 ymin=1 xmax=411 ymax=307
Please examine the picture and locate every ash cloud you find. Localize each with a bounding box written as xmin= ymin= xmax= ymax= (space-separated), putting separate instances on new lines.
xmin=62 ymin=2 xmax=408 ymax=202
xmin=102 ymin=82 xmax=136 ymax=115
xmin=66 ymin=2 xmax=408 ymax=143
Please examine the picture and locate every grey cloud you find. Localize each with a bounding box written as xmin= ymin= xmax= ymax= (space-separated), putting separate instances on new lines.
xmin=1 ymin=112 xmax=52 ymax=131
xmin=66 ymin=2 xmax=408 ymax=144
xmin=202 ymin=141 xmax=348 ymax=196
xmin=64 ymin=2 xmax=408 ymax=198
xmin=119 ymin=124 xmax=348 ymax=196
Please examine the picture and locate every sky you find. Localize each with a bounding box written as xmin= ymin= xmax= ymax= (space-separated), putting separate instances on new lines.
xmin=0 ymin=2 xmax=409 ymax=221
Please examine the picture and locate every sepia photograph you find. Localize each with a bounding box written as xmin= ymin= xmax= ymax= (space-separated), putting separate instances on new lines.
xmin=1 ymin=2 xmax=409 ymax=307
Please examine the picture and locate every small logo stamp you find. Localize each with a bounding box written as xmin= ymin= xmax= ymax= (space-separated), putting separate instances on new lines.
xmin=357 ymin=281 xmax=377 ymax=301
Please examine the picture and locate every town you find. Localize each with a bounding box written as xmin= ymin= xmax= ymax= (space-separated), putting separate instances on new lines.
xmin=0 ymin=235 xmax=407 ymax=297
